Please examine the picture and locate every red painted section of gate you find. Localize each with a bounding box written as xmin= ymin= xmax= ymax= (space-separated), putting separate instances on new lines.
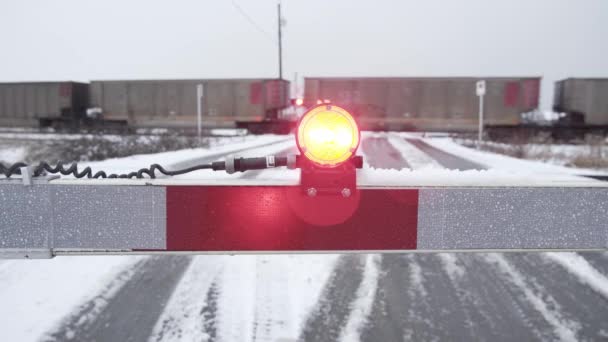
xmin=165 ymin=186 xmax=418 ymax=251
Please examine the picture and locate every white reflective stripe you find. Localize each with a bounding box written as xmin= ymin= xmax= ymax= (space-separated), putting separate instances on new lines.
xmin=266 ymin=155 xmax=276 ymax=168
xmin=0 ymin=184 xmax=166 ymax=251
xmin=416 ymin=188 xmax=608 ymax=250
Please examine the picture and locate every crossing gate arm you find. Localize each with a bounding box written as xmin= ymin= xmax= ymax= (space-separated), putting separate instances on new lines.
xmin=1 ymin=178 xmax=607 ymax=258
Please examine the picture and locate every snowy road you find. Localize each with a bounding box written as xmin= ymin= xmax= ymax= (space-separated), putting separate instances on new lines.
xmin=47 ymin=256 xmax=192 ymax=342
xmin=404 ymin=137 xmax=485 ymax=170
xmin=3 ymin=133 xmax=608 ymax=341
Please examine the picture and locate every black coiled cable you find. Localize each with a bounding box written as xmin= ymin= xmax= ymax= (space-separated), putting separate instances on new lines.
xmin=0 ymin=161 xmax=213 ymax=179
xmin=0 ymin=162 xmax=28 ymax=178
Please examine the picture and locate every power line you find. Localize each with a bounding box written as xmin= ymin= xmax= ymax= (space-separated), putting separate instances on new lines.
xmin=230 ymin=0 xmax=276 ymax=45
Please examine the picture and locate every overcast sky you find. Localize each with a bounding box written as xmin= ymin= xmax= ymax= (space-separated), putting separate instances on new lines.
xmin=1 ymin=0 xmax=607 ymax=109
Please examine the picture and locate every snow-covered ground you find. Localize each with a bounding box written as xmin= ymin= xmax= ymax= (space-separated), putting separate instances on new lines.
xmin=0 ymin=128 xmax=248 ymax=141
xmin=0 ymin=144 xmax=27 ymax=163
xmin=1 ymin=131 xmax=608 ymax=341
xmin=80 ymin=134 xmax=289 ymax=176
xmin=401 ymin=133 xmax=606 ymax=176
xmin=148 ymin=254 xmax=339 ymax=342
xmin=454 ymin=138 xmax=608 ymax=171
xmin=0 ymin=256 xmax=143 ymax=341
xmin=0 ymin=130 xmax=266 ymax=165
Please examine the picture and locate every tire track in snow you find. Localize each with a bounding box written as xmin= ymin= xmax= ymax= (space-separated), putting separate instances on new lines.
xmin=577 ymin=252 xmax=608 ymax=277
xmin=362 ymin=253 xmax=548 ymax=341
xmin=251 ymin=256 xmax=292 ymax=342
xmin=543 ymin=252 xmax=608 ymax=300
xmin=361 ymin=135 xmax=410 ymax=169
xmin=299 ymin=254 xmax=366 ymax=342
xmin=338 ymin=254 xmax=381 ymax=342
xmin=215 ymin=256 xmax=257 ymax=342
xmin=46 ymin=256 xmax=192 ymax=342
xmin=483 ymin=253 xmax=580 ymax=341
xmin=447 ymin=254 xmax=556 ymax=340
xmin=404 ymin=137 xmax=486 ymax=170
xmin=504 ymin=253 xmax=608 ymax=340
xmin=361 ymin=254 xmax=445 ymax=341
xmin=200 ymin=281 xmax=220 ymax=342
xmin=386 ymin=133 xmax=442 ymax=169
xmin=434 ymin=253 xmax=478 ymax=336
xmin=41 ymin=257 xmax=148 ymax=342
xmin=148 ymin=256 xmax=226 ymax=342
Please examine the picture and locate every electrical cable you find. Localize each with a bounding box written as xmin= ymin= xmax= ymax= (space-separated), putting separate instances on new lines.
xmin=0 ymin=155 xmax=295 ymax=180
xmin=0 ymin=162 xmax=28 ymax=178
xmin=0 ymin=161 xmax=214 ymax=179
xmin=230 ymin=0 xmax=277 ymax=45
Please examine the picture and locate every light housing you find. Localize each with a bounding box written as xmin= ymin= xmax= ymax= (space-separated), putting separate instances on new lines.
xmin=296 ymin=104 xmax=360 ymax=168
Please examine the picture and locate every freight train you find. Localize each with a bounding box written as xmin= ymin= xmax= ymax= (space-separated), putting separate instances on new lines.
xmin=0 ymin=77 xmax=607 ymax=138
xmin=303 ymin=76 xmax=608 ymax=139
xmin=0 ymin=78 xmax=291 ymax=133
xmin=0 ymin=82 xmax=91 ymax=128
xmin=90 ymin=78 xmax=291 ymax=133
xmin=303 ymin=77 xmax=540 ymax=131
xmin=553 ymin=78 xmax=608 ymax=125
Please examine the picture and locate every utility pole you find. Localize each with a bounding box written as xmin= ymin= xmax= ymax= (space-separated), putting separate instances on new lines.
xmin=196 ymin=84 xmax=203 ymax=143
xmin=277 ymin=2 xmax=283 ymax=80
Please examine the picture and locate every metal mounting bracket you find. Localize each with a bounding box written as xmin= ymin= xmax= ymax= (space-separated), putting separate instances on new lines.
xmin=299 ymin=156 xmax=363 ymax=196
xmin=20 ymin=166 xmax=33 ymax=186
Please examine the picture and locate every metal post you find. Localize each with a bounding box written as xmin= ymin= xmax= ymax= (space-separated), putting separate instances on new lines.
xmin=277 ymin=2 xmax=283 ymax=80
xmin=476 ymin=80 xmax=486 ymax=149
xmin=196 ymin=84 xmax=203 ymax=143
xmin=478 ymin=94 xmax=484 ymax=147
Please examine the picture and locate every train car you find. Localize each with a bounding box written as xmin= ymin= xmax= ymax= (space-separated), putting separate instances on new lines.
xmin=554 ymin=78 xmax=608 ymax=125
xmin=90 ymin=78 xmax=290 ymax=130
xmin=304 ymin=77 xmax=540 ymax=131
xmin=0 ymin=81 xmax=89 ymax=128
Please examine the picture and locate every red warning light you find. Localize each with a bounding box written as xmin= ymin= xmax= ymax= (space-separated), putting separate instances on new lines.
xmin=296 ymin=104 xmax=360 ymax=168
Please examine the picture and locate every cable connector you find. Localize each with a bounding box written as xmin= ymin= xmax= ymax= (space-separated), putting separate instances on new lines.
xmin=213 ymin=156 xmax=289 ymax=174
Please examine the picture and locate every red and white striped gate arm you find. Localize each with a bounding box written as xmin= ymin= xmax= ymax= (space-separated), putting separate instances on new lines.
xmin=0 ymin=178 xmax=606 ymax=258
